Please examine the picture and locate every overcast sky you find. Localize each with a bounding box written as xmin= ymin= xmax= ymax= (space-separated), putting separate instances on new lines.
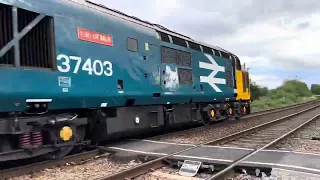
xmin=94 ymin=0 xmax=320 ymax=89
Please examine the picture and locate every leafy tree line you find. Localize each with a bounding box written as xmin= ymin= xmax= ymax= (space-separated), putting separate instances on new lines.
xmin=250 ymin=79 xmax=313 ymax=100
xmin=311 ymin=84 xmax=320 ymax=95
xmin=250 ymin=79 xmax=316 ymax=112
xmin=269 ymin=79 xmax=312 ymax=100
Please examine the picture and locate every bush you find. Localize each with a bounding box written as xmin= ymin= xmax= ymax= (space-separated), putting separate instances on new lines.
xmin=250 ymin=80 xmax=269 ymax=100
xmin=269 ymin=79 xmax=311 ymax=99
xmin=311 ymin=84 xmax=320 ymax=95
xmin=250 ymin=79 xmax=313 ymax=112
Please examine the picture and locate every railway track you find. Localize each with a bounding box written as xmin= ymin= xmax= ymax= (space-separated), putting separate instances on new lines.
xmin=209 ymin=104 xmax=320 ymax=148
xmin=150 ymin=99 xmax=319 ymax=141
xmin=98 ymin=101 xmax=320 ymax=180
xmin=209 ymin=105 xmax=320 ymax=179
xmin=247 ymin=99 xmax=318 ymax=117
xmin=0 ymin=100 xmax=318 ymax=179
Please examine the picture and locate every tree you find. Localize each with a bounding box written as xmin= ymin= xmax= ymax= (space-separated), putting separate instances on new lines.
xmin=269 ymin=79 xmax=312 ymax=100
xmin=311 ymin=84 xmax=320 ymax=95
xmin=260 ymin=87 xmax=269 ymax=97
xmin=250 ymin=80 xmax=269 ymax=100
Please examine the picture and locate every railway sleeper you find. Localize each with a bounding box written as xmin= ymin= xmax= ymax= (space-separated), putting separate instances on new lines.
xmin=166 ymin=158 xmax=272 ymax=177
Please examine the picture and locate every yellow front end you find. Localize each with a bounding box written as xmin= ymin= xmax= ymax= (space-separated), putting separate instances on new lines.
xmin=236 ymin=70 xmax=251 ymax=101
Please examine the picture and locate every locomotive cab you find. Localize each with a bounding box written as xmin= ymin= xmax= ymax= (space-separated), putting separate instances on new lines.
xmin=232 ymin=55 xmax=251 ymax=115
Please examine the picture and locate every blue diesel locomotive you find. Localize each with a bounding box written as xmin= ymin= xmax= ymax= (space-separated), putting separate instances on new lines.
xmin=0 ymin=0 xmax=249 ymax=161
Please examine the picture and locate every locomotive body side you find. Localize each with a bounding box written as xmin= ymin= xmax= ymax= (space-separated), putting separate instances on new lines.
xmin=0 ymin=0 xmax=235 ymax=110
xmin=0 ymin=0 xmax=243 ymax=162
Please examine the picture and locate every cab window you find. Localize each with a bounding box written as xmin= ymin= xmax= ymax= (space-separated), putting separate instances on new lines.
xmin=235 ymin=57 xmax=241 ymax=70
xmin=127 ymin=38 xmax=138 ymax=52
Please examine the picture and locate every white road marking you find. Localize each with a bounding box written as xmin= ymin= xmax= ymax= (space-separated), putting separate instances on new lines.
xmin=107 ymin=145 xmax=320 ymax=174
xmin=136 ymin=139 xmax=197 ymax=147
xmin=107 ymin=147 xmax=167 ymax=156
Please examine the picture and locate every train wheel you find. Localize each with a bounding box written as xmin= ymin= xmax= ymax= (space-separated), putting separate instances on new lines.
xmin=225 ymin=107 xmax=232 ymax=120
xmin=201 ymin=110 xmax=212 ymax=126
xmin=234 ymin=105 xmax=242 ymax=120
xmin=46 ymin=125 xmax=85 ymax=160
xmin=45 ymin=146 xmax=74 ymax=159
xmin=227 ymin=107 xmax=233 ymax=117
xmin=242 ymin=106 xmax=247 ymax=115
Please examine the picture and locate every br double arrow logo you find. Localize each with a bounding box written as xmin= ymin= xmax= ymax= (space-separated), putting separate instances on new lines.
xmin=199 ymin=54 xmax=226 ymax=92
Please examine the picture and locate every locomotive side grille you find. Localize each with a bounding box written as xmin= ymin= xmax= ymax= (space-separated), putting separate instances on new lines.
xmin=161 ymin=46 xmax=177 ymax=64
xmin=18 ymin=8 xmax=55 ymax=69
xmin=0 ymin=4 xmax=14 ymax=65
xmin=161 ymin=46 xmax=193 ymax=85
xmin=245 ymin=72 xmax=250 ymax=91
xmin=242 ymin=71 xmax=246 ymax=92
xmin=176 ymin=49 xmax=191 ymax=67
xmin=225 ymin=61 xmax=233 ymax=88
xmin=161 ymin=46 xmax=191 ymax=67
xmin=0 ymin=4 xmax=55 ymax=69
xmin=178 ymin=68 xmax=192 ymax=84
xmin=242 ymin=71 xmax=249 ymax=92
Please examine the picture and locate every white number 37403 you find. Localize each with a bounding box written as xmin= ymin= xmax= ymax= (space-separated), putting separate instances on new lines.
xmin=57 ymin=54 xmax=113 ymax=76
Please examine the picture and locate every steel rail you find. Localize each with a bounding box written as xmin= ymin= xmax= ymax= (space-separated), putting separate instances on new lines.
xmin=205 ymin=104 xmax=319 ymax=146
xmin=98 ymin=102 xmax=320 ymax=180
xmin=149 ymin=100 xmax=319 ymax=141
xmin=246 ymin=99 xmax=318 ymax=117
xmin=208 ymin=111 xmax=320 ymax=179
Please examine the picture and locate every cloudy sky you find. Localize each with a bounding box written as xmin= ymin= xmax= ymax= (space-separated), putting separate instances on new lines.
xmin=94 ymin=0 xmax=320 ymax=89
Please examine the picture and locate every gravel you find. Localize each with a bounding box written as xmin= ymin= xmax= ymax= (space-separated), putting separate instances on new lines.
xmin=134 ymin=166 xmax=320 ymax=180
xmin=133 ymin=166 xmax=212 ymax=180
xmin=148 ymin=103 xmax=318 ymax=145
xmin=274 ymin=116 xmax=320 ymax=154
xmin=223 ymin=107 xmax=320 ymax=149
xmin=9 ymin=156 xmax=141 ymax=180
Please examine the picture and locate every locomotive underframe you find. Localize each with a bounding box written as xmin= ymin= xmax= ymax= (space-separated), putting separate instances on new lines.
xmin=0 ymin=100 xmax=250 ymax=162
xmin=0 ymin=113 xmax=88 ymax=162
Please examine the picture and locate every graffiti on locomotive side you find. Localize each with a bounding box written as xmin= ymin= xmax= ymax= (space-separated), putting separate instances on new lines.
xmin=57 ymin=54 xmax=113 ymax=76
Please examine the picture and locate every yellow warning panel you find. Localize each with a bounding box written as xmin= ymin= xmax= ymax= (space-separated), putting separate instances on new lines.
xmin=145 ymin=43 xmax=149 ymax=51
xmin=156 ymin=32 xmax=160 ymax=39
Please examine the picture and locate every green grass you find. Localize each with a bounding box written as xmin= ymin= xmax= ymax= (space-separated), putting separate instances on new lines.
xmin=250 ymin=96 xmax=317 ymax=113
